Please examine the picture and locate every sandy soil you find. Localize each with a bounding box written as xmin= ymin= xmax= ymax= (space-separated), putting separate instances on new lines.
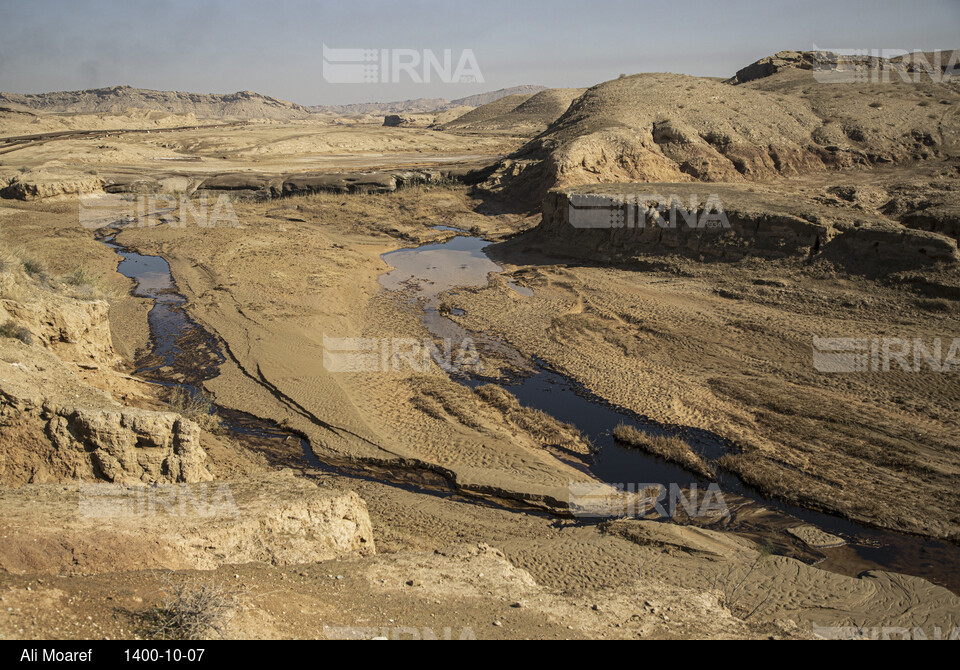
xmin=2 ymin=63 xmax=960 ymax=638
xmin=0 ymin=118 xmax=521 ymax=180
xmin=107 ymin=187 xmax=607 ymax=507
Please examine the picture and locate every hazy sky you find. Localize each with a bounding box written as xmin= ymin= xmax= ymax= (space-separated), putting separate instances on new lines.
xmin=1 ymin=0 xmax=957 ymax=105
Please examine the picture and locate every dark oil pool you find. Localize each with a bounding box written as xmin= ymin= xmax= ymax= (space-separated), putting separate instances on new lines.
xmin=96 ymin=227 xmax=960 ymax=595
xmin=380 ymin=233 xmax=960 ymax=594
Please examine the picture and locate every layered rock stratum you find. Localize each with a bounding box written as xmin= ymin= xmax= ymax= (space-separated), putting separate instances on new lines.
xmin=0 ymin=86 xmax=314 ymax=121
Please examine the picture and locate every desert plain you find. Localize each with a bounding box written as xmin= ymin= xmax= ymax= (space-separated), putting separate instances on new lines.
xmin=1 ymin=50 xmax=959 ymax=639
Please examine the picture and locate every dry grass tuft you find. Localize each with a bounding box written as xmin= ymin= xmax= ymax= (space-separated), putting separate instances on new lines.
xmin=613 ymin=423 xmax=715 ymax=479
xmin=63 ymin=267 xmax=98 ymax=287
xmin=412 ymin=376 xmax=486 ymax=430
xmin=0 ymin=320 xmax=33 ymax=345
xmin=146 ymin=572 xmax=245 ymax=640
xmin=476 ymin=384 xmax=593 ymax=455
xmin=20 ymin=256 xmax=47 ymax=280
xmin=62 ymin=267 xmax=113 ymax=301
xmin=167 ymin=387 xmax=224 ymax=433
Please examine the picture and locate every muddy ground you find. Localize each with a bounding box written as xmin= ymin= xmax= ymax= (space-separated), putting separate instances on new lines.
xmin=2 ymin=83 xmax=960 ymax=638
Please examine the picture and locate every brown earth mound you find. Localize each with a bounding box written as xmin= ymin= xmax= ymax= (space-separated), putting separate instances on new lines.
xmin=440 ymin=94 xmax=538 ymax=130
xmin=478 ymin=54 xmax=960 ymax=208
xmin=440 ymin=88 xmax=586 ymax=135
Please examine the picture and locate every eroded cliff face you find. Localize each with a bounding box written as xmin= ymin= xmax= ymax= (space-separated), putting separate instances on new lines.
xmin=0 ymin=266 xmax=212 ymax=486
xmin=0 ymin=472 xmax=375 ymax=575
xmin=0 ymin=293 xmax=118 ymax=366
xmin=535 ymin=186 xmax=960 ymax=274
xmin=46 ymin=407 xmax=211 ymax=485
xmin=0 ymin=247 xmax=378 ymax=578
xmin=0 ymin=173 xmax=105 ymax=201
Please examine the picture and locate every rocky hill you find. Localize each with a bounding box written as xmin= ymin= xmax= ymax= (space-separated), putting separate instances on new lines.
xmin=310 ymin=85 xmax=546 ymax=116
xmin=0 ymin=86 xmax=315 ymax=121
xmin=440 ymin=88 xmax=586 ymax=134
xmin=476 ymin=51 xmax=960 ymax=207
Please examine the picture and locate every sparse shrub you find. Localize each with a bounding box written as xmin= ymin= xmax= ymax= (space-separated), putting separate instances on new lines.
xmin=613 ymin=423 xmax=715 ymax=479
xmin=64 ymin=267 xmax=97 ymax=287
xmin=0 ymin=248 xmax=18 ymax=274
xmin=0 ymin=320 xmax=34 ymax=345
xmin=915 ymin=297 xmax=955 ymax=313
xmin=474 ymin=383 xmax=518 ymax=412
xmin=21 ymin=257 xmax=47 ymax=280
xmin=167 ymin=387 xmax=224 ymax=433
xmin=63 ymin=267 xmax=113 ymax=301
xmin=437 ymin=301 xmax=452 ymax=315
xmin=411 ymin=392 xmax=448 ymax=422
xmin=413 ymin=377 xmax=486 ymax=430
xmin=147 ymin=573 xmax=244 ymax=640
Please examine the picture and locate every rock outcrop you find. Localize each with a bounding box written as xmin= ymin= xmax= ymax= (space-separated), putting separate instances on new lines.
xmin=531 ymin=184 xmax=960 ymax=272
xmin=383 ymin=113 xmax=434 ymax=128
xmin=729 ymin=49 xmax=959 ymax=85
xmin=726 ymin=50 xmax=822 ymax=85
xmin=47 ymin=407 xmax=211 ymax=485
xmin=0 ymin=266 xmax=212 ymax=486
xmin=194 ymin=169 xmax=466 ymax=199
xmin=0 ymin=338 xmax=214 ymax=486
xmin=1 ymin=295 xmax=117 ymax=366
xmin=0 ymin=472 xmax=375 ymax=575
xmin=0 ymin=86 xmax=314 ymax=121
xmin=0 ymin=173 xmax=105 ymax=201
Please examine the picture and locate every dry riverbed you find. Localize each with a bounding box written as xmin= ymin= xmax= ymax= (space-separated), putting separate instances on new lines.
xmin=3 ymin=182 xmax=960 ymax=639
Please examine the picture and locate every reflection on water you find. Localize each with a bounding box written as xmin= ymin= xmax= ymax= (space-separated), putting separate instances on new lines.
xmin=377 ymin=232 xmax=960 ymax=593
xmin=380 ymin=236 xmax=500 ymax=299
xmin=507 ymin=281 xmax=534 ymax=297
xmin=103 ymin=236 xmax=223 ymax=379
xmin=380 ymin=235 xmax=731 ymax=485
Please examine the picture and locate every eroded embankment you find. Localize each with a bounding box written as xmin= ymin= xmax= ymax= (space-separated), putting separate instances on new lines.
xmin=538 ymin=186 xmax=960 ymax=273
xmin=99 ymin=228 xmax=596 ymax=513
xmin=376 ymin=229 xmax=960 ymax=595
xmin=95 ymin=186 xmax=960 ymax=596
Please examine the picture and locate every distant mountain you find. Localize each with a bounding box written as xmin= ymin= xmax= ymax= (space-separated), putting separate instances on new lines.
xmin=309 ymin=97 xmax=451 ymax=115
xmin=449 ymin=86 xmax=548 ymax=107
xmin=439 ymin=88 xmax=586 ymax=133
xmin=309 ymin=85 xmax=547 ymax=116
xmin=0 ymin=84 xmax=551 ymax=122
xmin=0 ymin=86 xmax=315 ymax=121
